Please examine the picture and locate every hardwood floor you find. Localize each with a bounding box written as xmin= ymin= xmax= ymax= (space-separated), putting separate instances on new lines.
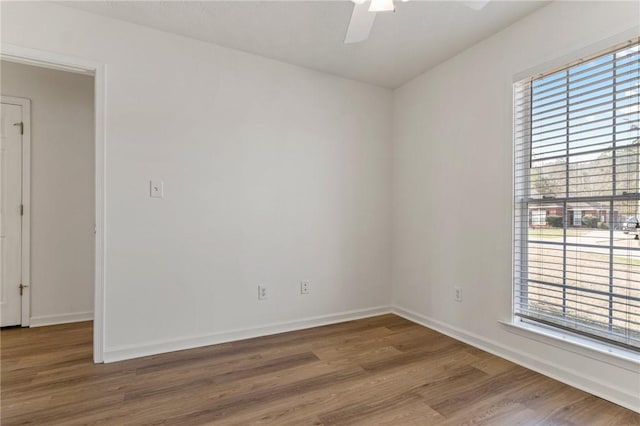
xmin=1 ymin=314 xmax=638 ymax=425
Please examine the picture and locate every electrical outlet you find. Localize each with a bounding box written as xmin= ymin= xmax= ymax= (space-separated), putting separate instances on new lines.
xmin=258 ymin=285 xmax=268 ymax=300
xmin=454 ymin=287 xmax=463 ymax=302
xmin=300 ymin=280 xmax=310 ymax=295
xmin=150 ymin=180 xmax=164 ymax=198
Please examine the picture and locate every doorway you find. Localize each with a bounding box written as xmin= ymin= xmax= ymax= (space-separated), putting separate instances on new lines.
xmin=0 ymin=45 xmax=105 ymax=362
xmin=2 ymin=62 xmax=95 ymax=331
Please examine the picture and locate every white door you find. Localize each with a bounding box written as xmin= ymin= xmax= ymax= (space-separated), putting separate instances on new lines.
xmin=0 ymin=102 xmax=25 ymax=326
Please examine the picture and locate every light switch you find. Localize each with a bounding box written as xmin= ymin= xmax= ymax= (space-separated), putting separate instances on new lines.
xmin=150 ymin=180 xmax=163 ymax=198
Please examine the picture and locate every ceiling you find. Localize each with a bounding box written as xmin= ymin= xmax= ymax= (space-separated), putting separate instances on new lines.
xmin=59 ymin=1 xmax=548 ymax=88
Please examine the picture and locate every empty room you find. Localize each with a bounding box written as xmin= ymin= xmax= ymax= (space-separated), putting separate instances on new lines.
xmin=1 ymin=1 xmax=639 ymax=424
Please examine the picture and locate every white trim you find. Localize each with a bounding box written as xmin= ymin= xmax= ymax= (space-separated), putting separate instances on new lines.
xmin=93 ymin=64 xmax=106 ymax=365
xmin=392 ymin=305 xmax=640 ymax=414
xmin=1 ymin=43 xmax=106 ymax=363
xmin=1 ymin=45 xmax=96 ymax=76
xmin=103 ymin=306 xmax=392 ymax=363
xmin=0 ymin=96 xmax=31 ymax=327
xmin=500 ymin=319 xmax=639 ymax=372
xmin=513 ymin=26 xmax=640 ymax=83
xmin=30 ymin=311 xmax=94 ymax=327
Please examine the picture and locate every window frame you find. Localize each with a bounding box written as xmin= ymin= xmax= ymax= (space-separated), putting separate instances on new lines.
xmin=513 ymin=37 xmax=640 ymax=353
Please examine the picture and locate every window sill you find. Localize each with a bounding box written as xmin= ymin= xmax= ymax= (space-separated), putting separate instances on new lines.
xmin=499 ymin=319 xmax=640 ymax=372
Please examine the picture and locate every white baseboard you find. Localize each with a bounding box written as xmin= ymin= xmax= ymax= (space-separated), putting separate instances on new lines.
xmin=103 ymin=306 xmax=392 ymax=363
xmin=392 ymin=306 xmax=640 ymax=413
xmin=30 ymin=311 xmax=93 ymax=327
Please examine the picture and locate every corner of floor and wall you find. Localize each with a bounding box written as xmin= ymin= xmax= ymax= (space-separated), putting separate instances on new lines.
xmin=1 ymin=0 xmax=638 ymax=414
xmin=389 ymin=0 xmax=640 ymax=413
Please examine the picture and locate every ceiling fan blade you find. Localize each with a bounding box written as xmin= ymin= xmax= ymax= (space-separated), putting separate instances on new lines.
xmin=462 ymin=0 xmax=491 ymax=11
xmin=344 ymin=2 xmax=376 ymax=44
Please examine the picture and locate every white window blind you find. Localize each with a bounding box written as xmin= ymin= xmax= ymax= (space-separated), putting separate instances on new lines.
xmin=514 ymin=39 xmax=640 ymax=350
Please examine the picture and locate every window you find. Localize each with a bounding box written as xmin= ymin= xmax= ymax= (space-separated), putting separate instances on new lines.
xmin=532 ymin=209 xmax=546 ymax=226
xmin=573 ymin=210 xmax=582 ymax=226
xmin=514 ymin=39 xmax=640 ymax=351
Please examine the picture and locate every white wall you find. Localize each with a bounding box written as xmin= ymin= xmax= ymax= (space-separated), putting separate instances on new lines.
xmin=1 ymin=2 xmax=392 ymax=360
xmin=1 ymin=61 xmax=95 ymax=326
xmin=392 ymin=1 xmax=640 ymax=411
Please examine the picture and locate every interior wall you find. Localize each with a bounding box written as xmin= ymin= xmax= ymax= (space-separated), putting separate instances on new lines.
xmin=392 ymin=0 xmax=640 ymax=411
xmin=1 ymin=60 xmax=95 ymax=326
xmin=0 ymin=2 xmax=393 ymax=360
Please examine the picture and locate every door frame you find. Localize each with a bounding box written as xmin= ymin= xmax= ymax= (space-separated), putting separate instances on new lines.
xmin=1 ymin=96 xmax=31 ymax=327
xmin=0 ymin=44 xmax=106 ymax=363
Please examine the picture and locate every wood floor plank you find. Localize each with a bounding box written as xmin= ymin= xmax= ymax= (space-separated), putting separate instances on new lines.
xmin=124 ymin=351 xmax=320 ymax=402
xmin=223 ymin=355 xmax=486 ymax=425
xmin=348 ymin=400 xmax=446 ymax=426
xmin=1 ymin=315 xmax=638 ymax=425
